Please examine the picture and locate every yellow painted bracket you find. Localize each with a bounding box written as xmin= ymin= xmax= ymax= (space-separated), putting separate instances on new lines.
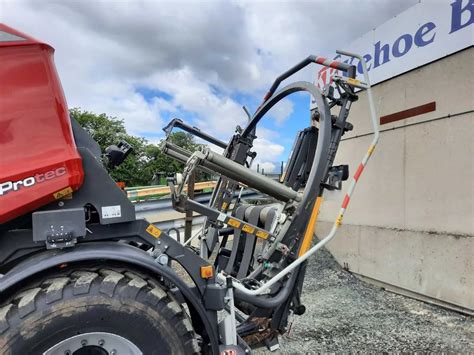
xmin=298 ymin=196 xmax=323 ymax=257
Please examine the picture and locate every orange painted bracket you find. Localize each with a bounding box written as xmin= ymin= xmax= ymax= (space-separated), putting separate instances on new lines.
xmin=298 ymin=196 xmax=323 ymax=257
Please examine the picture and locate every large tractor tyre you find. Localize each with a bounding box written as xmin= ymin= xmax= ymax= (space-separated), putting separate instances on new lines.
xmin=0 ymin=266 xmax=201 ymax=355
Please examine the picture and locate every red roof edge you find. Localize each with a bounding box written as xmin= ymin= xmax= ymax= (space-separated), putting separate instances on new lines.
xmin=0 ymin=23 xmax=53 ymax=50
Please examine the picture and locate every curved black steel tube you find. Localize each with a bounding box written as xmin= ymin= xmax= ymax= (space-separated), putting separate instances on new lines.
xmin=253 ymin=55 xmax=356 ymax=112
xmin=244 ymin=81 xmax=331 ymax=221
xmin=242 ymin=81 xmax=327 ymax=137
xmin=233 ymin=81 xmax=332 ymax=307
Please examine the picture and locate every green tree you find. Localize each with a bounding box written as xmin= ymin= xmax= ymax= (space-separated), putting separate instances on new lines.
xmin=70 ymin=108 xmax=149 ymax=186
xmin=69 ymin=108 xmax=210 ymax=187
xmin=142 ymin=132 xmax=211 ymax=184
xmin=70 ymin=108 xmax=127 ymax=149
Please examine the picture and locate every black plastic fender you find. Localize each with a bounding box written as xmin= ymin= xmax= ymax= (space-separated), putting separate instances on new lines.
xmin=0 ymin=241 xmax=219 ymax=354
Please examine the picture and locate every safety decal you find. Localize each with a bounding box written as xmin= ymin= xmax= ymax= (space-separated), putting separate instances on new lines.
xmin=146 ymin=224 xmax=162 ymax=238
xmin=101 ymin=205 xmax=122 ymax=219
xmin=227 ymin=218 xmax=241 ymax=228
xmin=53 ymin=186 xmax=73 ymax=200
xmin=256 ymin=230 xmax=269 ymax=239
xmin=242 ymin=224 xmax=255 ymax=234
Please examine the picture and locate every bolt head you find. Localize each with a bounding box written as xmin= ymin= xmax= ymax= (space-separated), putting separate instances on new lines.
xmin=157 ymin=254 xmax=169 ymax=265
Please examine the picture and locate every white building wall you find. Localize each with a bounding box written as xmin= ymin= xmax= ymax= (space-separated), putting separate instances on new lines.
xmin=316 ymin=48 xmax=473 ymax=311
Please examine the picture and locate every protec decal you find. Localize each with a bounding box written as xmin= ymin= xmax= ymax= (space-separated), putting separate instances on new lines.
xmin=0 ymin=167 xmax=67 ymax=196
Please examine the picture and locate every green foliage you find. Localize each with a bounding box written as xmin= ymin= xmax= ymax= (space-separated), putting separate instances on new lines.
xmin=69 ymin=108 xmax=209 ymax=187
xmin=70 ymin=108 xmax=128 ymax=148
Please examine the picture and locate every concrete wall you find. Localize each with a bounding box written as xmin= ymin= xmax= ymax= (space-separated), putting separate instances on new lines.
xmin=316 ymin=48 xmax=473 ymax=311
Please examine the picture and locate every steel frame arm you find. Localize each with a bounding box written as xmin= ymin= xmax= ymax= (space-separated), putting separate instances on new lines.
xmin=218 ymin=50 xmax=380 ymax=297
xmin=163 ymin=118 xmax=228 ymax=149
xmin=252 ymin=55 xmax=356 ymax=114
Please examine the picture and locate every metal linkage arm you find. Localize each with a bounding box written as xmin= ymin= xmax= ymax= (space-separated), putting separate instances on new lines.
xmin=218 ymin=50 xmax=380 ymax=297
xmin=163 ymin=118 xmax=228 ymax=149
xmin=336 ymin=50 xmax=380 ymax=144
xmin=182 ymin=198 xmax=274 ymax=241
xmin=258 ymin=55 xmax=356 ymax=110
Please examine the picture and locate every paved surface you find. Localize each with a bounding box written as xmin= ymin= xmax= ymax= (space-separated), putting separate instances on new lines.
xmin=258 ymin=247 xmax=473 ymax=353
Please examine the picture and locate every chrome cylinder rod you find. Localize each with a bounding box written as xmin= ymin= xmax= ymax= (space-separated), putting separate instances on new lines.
xmin=201 ymin=148 xmax=301 ymax=202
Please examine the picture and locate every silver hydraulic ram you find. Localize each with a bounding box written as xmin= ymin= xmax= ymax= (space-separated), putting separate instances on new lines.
xmin=198 ymin=148 xmax=301 ymax=202
xmin=163 ymin=141 xmax=302 ymax=203
xmin=161 ymin=141 xmax=218 ymax=176
xmin=217 ymin=50 xmax=380 ymax=296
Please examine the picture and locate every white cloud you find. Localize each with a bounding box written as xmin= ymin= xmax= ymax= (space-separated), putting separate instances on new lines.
xmin=70 ymin=78 xmax=165 ymax=135
xmin=252 ymin=137 xmax=285 ymax=173
xmin=267 ymin=98 xmax=294 ymax=125
xmin=143 ymin=68 xmax=248 ymax=139
xmin=0 ymin=0 xmax=418 ymax=147
xmin=255 ymin=126 xmax=281 ymax=141
xmin=259 ymin=162 xmax=277 ymax=174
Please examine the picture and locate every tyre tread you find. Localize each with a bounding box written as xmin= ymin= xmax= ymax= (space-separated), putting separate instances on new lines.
xmin=71 ymin=271 xmax=98 ymax=295
xmin=44 ymin=277 xmax=69 ymax=303
xmin=0 ymin=265 xmax=201 ymax=354
xmin=16 ymin=287 xmax=41 ymax=318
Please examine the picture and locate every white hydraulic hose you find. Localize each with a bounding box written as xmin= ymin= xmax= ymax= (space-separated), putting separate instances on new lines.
xmin=218 ymin=50 xmax=380 ymax=296
xmin=183 ymin=226 xmax=203 ymax=246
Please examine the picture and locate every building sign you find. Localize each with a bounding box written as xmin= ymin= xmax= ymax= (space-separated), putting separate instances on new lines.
xmin=315 ymin=0 xmax=473 ymax=90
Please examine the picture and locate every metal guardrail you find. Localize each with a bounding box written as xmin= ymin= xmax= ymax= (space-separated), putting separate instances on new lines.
xmin=127 ymin=181 xmax=217 ymax=200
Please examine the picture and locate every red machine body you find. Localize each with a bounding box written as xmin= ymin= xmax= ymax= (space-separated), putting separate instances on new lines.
xmin=0 ymin=24 xmax=84 ymax=224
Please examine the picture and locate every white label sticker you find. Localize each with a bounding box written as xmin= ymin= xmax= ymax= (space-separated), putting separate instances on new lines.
xmin=101 ymin=205 xmax=122 ymax=219
xmin=217 ymin=213 xmax=227 ymax=222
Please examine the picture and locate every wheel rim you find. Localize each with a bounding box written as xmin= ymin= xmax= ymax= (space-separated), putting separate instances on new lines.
xmin=43 ymin=332 xmax=143 ymax=355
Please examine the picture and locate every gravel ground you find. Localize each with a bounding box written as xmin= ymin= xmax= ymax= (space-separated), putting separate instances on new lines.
xmin=258 ymin=247 xmax=473 ymax=353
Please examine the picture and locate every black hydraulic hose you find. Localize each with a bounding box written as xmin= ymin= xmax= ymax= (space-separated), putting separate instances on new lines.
xmin=218 ymin=227 xmax=234 ymax=236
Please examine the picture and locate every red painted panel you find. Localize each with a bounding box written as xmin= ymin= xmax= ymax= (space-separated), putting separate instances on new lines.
xmin=0 ymin=24 xmax=84 ymax=223
xmin=380 ymin=102 xmax=436 ymax=125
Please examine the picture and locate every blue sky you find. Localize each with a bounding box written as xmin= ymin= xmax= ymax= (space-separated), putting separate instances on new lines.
xmin=137 ymin=84 xmax=312 ymax=171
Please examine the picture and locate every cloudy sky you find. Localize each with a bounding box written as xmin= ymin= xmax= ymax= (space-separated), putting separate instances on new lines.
xmin=1 ymin=0 xmax=417 ymax=172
